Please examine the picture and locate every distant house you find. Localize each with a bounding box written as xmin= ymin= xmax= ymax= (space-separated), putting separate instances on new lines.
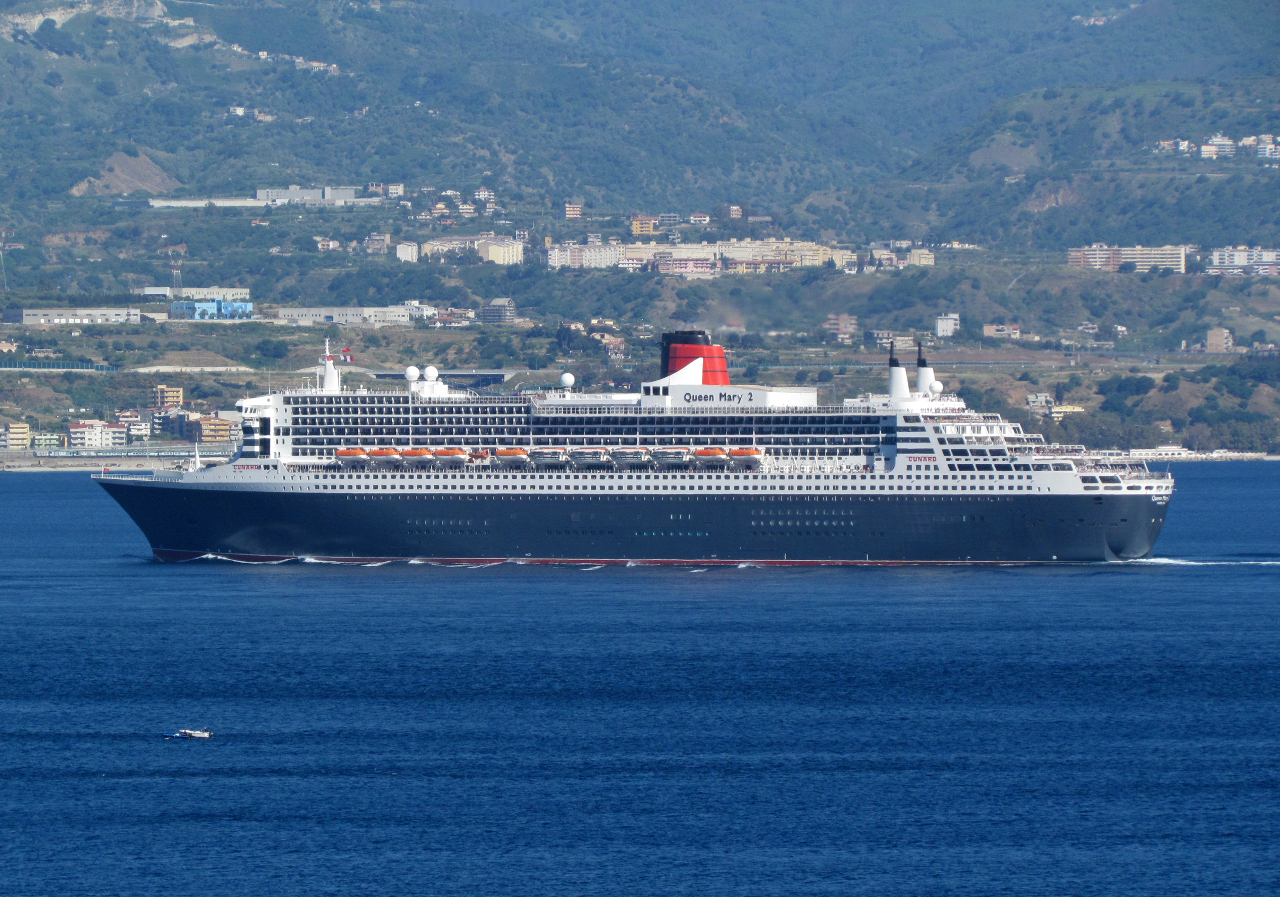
xmin=630 ymin=216 xmax=659 ymax=236
xmin=565 ymin=202 xmax=582 ymax=220
xmin=935 ymin=313 xmax=960 ymax=338
xmin=689 ymin=213 xmax=711 ymax=225
xmin=983 ymin=324 xmax=1021 ymax=339
xmin=822 ymin=314 xmax=858 ymax=343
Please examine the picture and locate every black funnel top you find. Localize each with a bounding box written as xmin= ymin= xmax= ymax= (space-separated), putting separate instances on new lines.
xmin=888 ymin=345 xmax=900 ymax=368
xmin=916 ymin=342 xmax=928 ymax=368
xmin=660 ymin=330 xmax=712 ymax=377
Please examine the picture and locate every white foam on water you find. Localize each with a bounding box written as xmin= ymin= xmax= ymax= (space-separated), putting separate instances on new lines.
xmin=1134 ymin=558 xmax=1280 ymax=567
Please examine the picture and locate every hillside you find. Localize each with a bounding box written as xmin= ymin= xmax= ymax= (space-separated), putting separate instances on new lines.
xmin=815 ymin=79 xmax=1280 ymax=248
xmin=454 ymin=0 xmax=1280 ymax=165
xmin=0 ymin=0 xmax=851 ymax=210
xmin=1 ymin=0 xmax=1279 ymax=243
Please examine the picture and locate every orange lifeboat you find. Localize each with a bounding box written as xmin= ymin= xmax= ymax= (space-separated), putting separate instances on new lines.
xmin=729 ymin=447 xmax=763 ymax=469
xmin=402 ymin=448 xmax=434 ymax=468
xmin=694 ymin=446 xmax=730 ymax=466
xmin=335 ymin=448 xmax=369 ymax=467
xmin=367 ymin=448 xmax=403 ymax=467
xmin=494 ymin=447 xmax=530 ymax=467
xmin=434 ymin=447 xmax=468 ymax=467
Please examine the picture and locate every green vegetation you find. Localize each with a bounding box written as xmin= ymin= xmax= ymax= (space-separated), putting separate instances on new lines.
xmin=1 ymin=1 xmax=1277 ymax=248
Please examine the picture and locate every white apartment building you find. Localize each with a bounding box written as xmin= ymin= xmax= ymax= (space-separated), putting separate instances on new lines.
xmin=935 ymin=313 xmax=961 ymax=338
xmin=68 ymin=420 xmax=127 ymax=448
xmin=547 ymin=243 xmax=625 ymax=269
xmin=396 ymin=242 xmax=420 ymax=263
xmin=545 ymin=237 xmax=856 ymax=273
xmin=401 ymin=301 xmax=439 ymax=319
xmin=1068 ymin=243 xmax=1188 ymax=274
xmin=1209 ymin=246 xmax=1279 ymax=267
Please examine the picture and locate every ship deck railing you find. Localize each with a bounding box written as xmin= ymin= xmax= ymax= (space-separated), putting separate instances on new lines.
xmin=93 ymin=470 xmax=186 ymax=482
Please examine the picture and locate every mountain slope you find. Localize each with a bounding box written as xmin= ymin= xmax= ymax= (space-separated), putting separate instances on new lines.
xmin=0 ymin=0 xmax=853 ymax=208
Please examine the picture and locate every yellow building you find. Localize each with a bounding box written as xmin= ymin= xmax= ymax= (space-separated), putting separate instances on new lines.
xmin=630 ymin=216 xmax=659 ymax=236
xmin=4 ymin=421 xmax=31 ymax=449
xmin=193 ymin=416 xmax=235 ymax=443
xmin=153 ymin=385 xmax=183 ymax=409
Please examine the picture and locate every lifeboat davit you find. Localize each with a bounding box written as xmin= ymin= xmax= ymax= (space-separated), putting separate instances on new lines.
xmin=335 ymin=448 xmax=369 ymax=467
xmin=652 ymin=446 xmax=693 ymax=467
xmin=728 ymin=447 xmax=763 ymax=469
xmin=434 ymin=447 xmax=468 ymax=467
xmin=494 ymin=447 xmax=530 ymax=468
xmin=570 ymin=447 xmax=611 ymax=467
xmin=530 ymin=446 xmax=569 ymax=467
xmin=402 ymin=448 xmax=434 ymax=468
xmin=611 ymin=447 xmax=652 ymax=467
xmin=695 ymin=447 xmax=730 ymax=466
xmin=368 ymin=448 xmax=403 ymax=467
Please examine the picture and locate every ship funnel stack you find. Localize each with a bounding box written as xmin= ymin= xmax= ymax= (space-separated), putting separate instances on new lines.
xmin=661 ymin=330 xmax=731 ymax=385
xmin=888 ymin=346 xmax=911 ymax=400
xmin=915 ymin=343 xmax=936 ymax=396
xmin=321 ymin=339 xmax=341 ymax=392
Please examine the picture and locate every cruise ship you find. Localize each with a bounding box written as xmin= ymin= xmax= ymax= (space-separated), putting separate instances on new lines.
xmin=96 ymin=331 xmax=1173 ymax=564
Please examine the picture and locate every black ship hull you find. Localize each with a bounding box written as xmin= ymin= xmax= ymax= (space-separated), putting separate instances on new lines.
xmin=99 ymin=480 xmax=1168 ymax=564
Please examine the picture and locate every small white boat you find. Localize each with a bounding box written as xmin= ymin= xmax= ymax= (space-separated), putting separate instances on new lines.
xmin=165 ymin=728 xmax=213 ymax=739
xmin=570 ymin=447 xmax=611 ymax=467
xmin=530 ymin=446 xmax=569 ymax=467
xmin=652 ymin=446 xmax=693 ymax=466
xmin=611 ymin=447 xmax=652 ymax=467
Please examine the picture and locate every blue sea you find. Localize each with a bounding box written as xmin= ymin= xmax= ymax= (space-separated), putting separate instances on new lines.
xmin=1 ymin=462 xmax=1278 ymax=896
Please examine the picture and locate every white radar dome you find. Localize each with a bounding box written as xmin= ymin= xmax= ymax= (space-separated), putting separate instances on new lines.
xmin=929 ymin=380 xmax=944 ymax=394
xmin=424 ymin=366 xmax=439 ymax=381
xmin=404 ymin=366 xmax=420 ymax=381
xmin=560 ymin=372 xmax=576 ymax=388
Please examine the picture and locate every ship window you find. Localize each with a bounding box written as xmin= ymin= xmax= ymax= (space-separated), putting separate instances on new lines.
xmin=1032 ymin=464 xmax=1051 ymax=471
xmin=1052 ymin=463 xmax=1074 ymax=471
